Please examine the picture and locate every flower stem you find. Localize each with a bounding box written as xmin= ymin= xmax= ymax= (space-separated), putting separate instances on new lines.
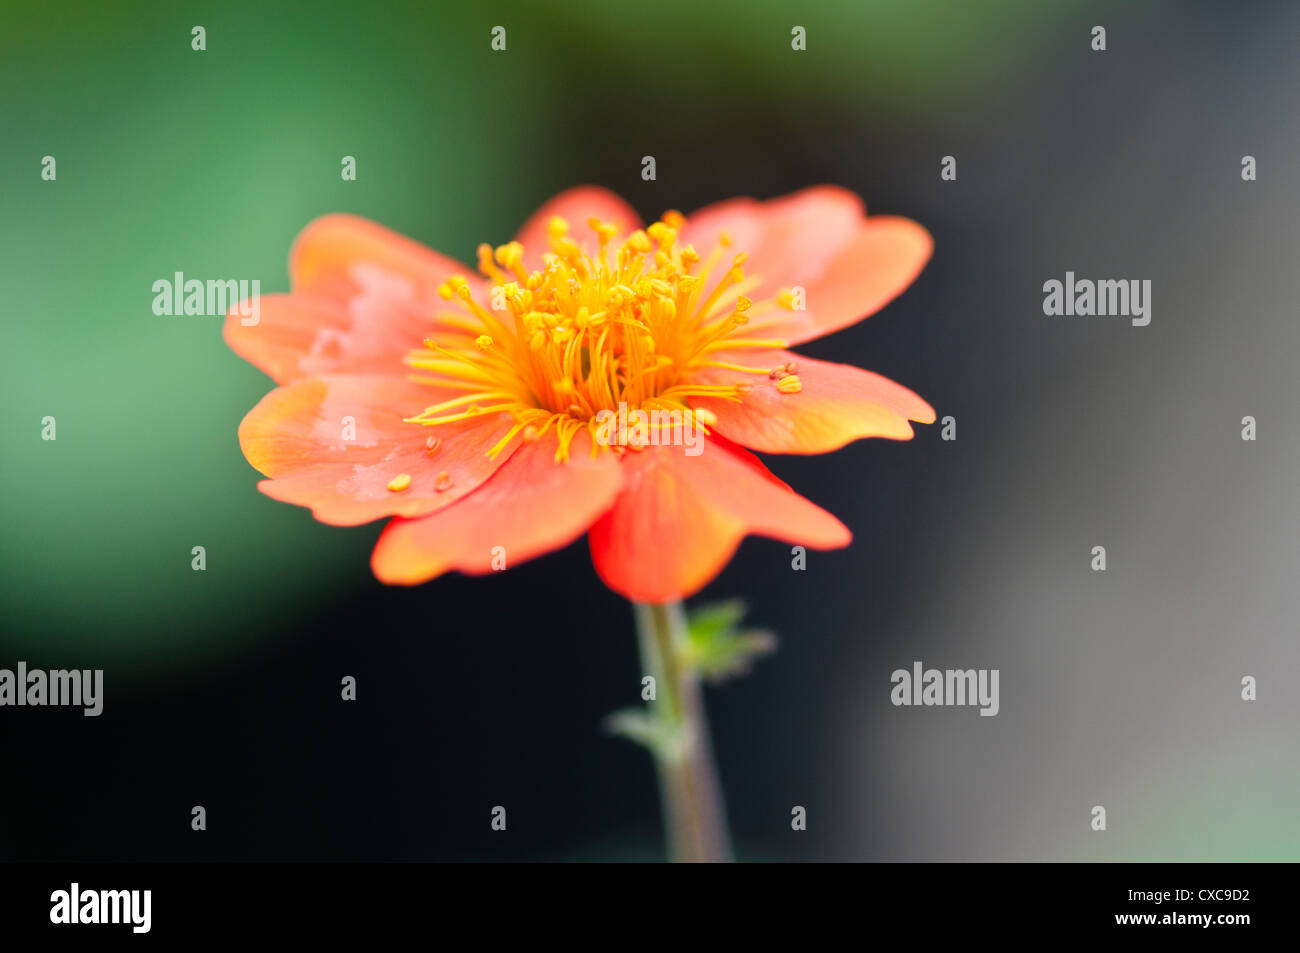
xmin=634 ymin=600 xmax=732 ymax=863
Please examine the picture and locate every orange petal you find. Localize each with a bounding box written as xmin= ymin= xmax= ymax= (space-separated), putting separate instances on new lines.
xmin=588 ymin=437 xmax=850 ymax=603
xmin=692 ymin=349 xmax=935 ymax=454
xmin=370 ymin=433 xmax=624 ymax=585
xmin=682 ymin=185 xmax=864 ymax=287
xmin=238 ymin=374 xmax=513 ymax=526
xmin=681 ymin=187 xmax=930 ymax=346
xmin=290 ymin=213 xmax=472 ymax=301
xmin=513 ymin=186 xmax=642 ymax=271
xmin=771 ymin=216 xmax=932 ymax=345
xmin=224 ymin=214 xmax=480 ymax=384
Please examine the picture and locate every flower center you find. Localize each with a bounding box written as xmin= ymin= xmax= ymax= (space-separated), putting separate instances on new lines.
xmin=405 ymin=211 xmax=797 ymax=461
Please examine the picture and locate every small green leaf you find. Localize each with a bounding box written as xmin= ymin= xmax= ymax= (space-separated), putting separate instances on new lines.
xmin=680 ymin=599 xmax=777 ymax=682
xmin=604 ymin=708 xmax=679 ymax=754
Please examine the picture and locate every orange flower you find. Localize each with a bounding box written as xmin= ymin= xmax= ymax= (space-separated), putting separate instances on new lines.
xmin=225 ymin=186 xmax=934 ymax=603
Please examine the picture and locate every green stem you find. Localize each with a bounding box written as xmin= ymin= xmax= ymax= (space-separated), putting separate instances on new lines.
xmin=634 ymin=600 xmax=732 ymax=863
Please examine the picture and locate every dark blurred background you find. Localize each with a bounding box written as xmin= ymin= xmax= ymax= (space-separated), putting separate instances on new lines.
xmin=3 ymin=0 xmax=1298 ymax=860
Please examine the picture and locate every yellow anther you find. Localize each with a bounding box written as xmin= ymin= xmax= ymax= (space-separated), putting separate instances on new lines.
xmin=548 ymin=216 xmax=568 ymax=239
xmin=661 ymin=210 xmax=685 ymax=230
xmin=720 ymin=230 xmax=733 ymax=247
xmin=736 ymin=295 xmax=752 ymax=312
xmin=647 ymin=222 xmax=676 ymax=251
xmin=476 ymin=244 xmax=506 ymax=282
xmin=694 ymin=407 xmax=718 ymax=427
xmin=626 ymin=230 xmax=651 ymax=254
xmin=386 ymin=473 xmax=412 ymax=492
xmin=776 ymin=375 xmax=802 ymax=394
xmin=475 ymin=334 xmax=494 ymax=350
xmin=590 ymin=219 xmax=619 ymax=244
xmin=553 ymin=237 xmax=582 ymax=260
xmin=495 ymin=242 xmax=524 ymax=271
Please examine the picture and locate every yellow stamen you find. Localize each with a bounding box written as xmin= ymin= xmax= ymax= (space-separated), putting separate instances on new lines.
xmin=386 ymin=473 xmax=412 ymax=492
xmin=408 ymin=211 xmax=792 ymax=460
xmin=476 ymin=244 xmax=506 ymax=284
